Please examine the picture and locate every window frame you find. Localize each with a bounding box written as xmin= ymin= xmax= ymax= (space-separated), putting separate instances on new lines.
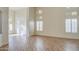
xmin=36 ymin=20 xmax=43 ymax=31
xmin=65 ymin=18 xmax=77 ymax=33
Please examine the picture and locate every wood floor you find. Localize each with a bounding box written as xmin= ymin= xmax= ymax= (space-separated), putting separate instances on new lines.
xmin=0 ymin=44 xmax=8 ymax=51
xmin=0 ymin=35 xmax=79 ymax=51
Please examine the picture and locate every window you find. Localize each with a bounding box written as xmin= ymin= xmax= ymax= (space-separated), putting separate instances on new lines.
xmin=9 ymin=18 xmax=13 ymax=34
xmin=65 ymin=7 xmax=78 ymax=33
xmin=65 ymin=18 xmax=77 ymax=33
xmin=65 ymin=19 xmax=71 ymax=32
xmin=72 ymin=11 xmax=77 ymax=16
xmin=72 ymin=19 xmax=77 ymax=32
xmin=9 ymin=24 xmax=13 ymax=32
xmin=38 ymin=10 xmax=43 ymax=14
xmin=36 ymin=21 xmax=43 ymax=31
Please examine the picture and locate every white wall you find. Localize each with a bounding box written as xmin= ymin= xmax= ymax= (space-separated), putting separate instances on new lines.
xmin=35 ymin=7 xmax=79 ymax=39
xmin=0 ymin=7 xmax=9 ymax=46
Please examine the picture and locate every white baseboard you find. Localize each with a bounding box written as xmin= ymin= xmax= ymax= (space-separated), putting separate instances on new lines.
xmin=36 ymin=33 xmax=79 ymax=39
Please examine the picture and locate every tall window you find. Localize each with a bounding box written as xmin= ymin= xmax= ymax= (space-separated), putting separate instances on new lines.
xmin=65 ymin=7 xmax=78 ymax=33
xmin=36 ymin=9 xmax=43 ymax=31
xmin=36 ymin=21 xmax=43 ymax=31
xmin=9 ymin=18 xmax=13 ymax=33
xmin=65 ymin=18 xmax=77 ymax=33
xmin=9 ymin=24 xmax=13 ymax=32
